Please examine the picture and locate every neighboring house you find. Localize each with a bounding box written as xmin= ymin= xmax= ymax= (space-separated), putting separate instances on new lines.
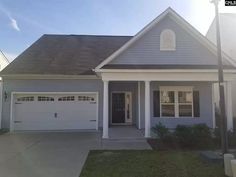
xmin=206 ymin=13 xmax=236 ymax=119
xmin=0 ymin=50 xmax=9 ymax=128
xmin=0 ymin=51 xmax=9 ymax=70
xmin=1 ymin=8 xmax=236 ymax=138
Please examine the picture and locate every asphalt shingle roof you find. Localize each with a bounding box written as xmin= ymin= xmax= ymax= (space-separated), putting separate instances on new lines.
xmin=1 ymin=35 xmax=132 ymax=75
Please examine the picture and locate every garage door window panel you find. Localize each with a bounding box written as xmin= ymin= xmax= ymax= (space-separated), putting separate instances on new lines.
xmin=78 ymin=96 xmax=95 ymax=102
xmin=58 ymin=96 xmax=75 ymax=101
xmin=17 ymin=96 xmax=34 ymax=102
xmin=38 ymin=96 xmax=54 ymax=101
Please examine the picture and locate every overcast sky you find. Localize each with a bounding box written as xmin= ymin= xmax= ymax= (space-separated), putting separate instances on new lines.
xmin=0 ymin=0 xmax=236 ymax=61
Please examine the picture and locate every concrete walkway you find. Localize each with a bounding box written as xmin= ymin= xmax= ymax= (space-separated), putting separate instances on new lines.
xmin=0 ymin=131 xmax=151 ymax=177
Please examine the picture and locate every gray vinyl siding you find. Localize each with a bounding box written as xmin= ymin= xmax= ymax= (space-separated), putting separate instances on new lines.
xmin=1 ymin=79 xmax=104 ymax=129
xmin=110 ymin=16 xmax=219 ymax=65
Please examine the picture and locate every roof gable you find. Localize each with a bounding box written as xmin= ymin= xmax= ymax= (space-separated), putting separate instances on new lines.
xmin=95 ymin=7 xmax=235 ymax=70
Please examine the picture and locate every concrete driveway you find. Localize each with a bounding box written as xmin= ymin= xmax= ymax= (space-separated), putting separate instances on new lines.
xmin=0 ymin=132 xmax=151 ymax=177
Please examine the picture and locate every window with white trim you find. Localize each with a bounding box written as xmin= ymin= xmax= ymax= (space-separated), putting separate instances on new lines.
xmin=58 ymin=96 xmax=75 ymax=101
xmin=160 ymin=29 xmax=176 ymax=51
xmin=160 ymin=87 xmax=193 ymax=118
xmin=38 ymin=96 xmax=54 ymax=102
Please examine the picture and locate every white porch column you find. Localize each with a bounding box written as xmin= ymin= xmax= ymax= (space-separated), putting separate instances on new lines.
xmin=144 ymin=80 xmax=151 ymax=138
xmin=102 ymin=80 xmax=109 ymax=138
xmin=138 ymin=81 xmax=141 ymax=129
xmin=225 ymin=81 xmax=233 ymax=131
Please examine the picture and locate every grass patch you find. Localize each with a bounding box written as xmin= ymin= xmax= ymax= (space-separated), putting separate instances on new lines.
xmin=80 ymin=150 xmax=226 ymax=177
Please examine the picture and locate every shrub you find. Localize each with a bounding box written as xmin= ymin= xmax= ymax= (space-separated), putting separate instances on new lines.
xmin=175 ymin=125 xmax=194 ymax=147
xmin=213 ymin=128 xmax=236 ymax=148
xmin=152 ymin=123 xmax=214 ymax=149
xmin=152 ymin=122 xmax=169 ymax=139
xmin=152 ymin=122 xmax=176 ymax=146
xmin=227 ymin=130 xmax=236 ymax=147
xmin=175 ymin=124 xmax=213 ymax=149
xmin=192 ymin=124 xmax=213 ymax=149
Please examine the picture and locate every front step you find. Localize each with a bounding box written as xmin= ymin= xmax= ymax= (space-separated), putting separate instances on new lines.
xmin=102 ymin=137 xmax=147 ymax=142
xmin=100 ymin=137 xmax=151 ymax=150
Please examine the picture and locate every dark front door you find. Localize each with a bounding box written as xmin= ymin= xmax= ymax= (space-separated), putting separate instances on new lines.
xmin=112 ymin=93 xmax=125 ymax=123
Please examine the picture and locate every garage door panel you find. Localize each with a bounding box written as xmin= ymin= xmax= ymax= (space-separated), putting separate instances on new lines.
xmin=13 ymin=93 xmax=98 ymax=131
xmin=15 ymin=103 xmax=56 ymax=122
xmin=15 ymin=120 xmax=96 ymax=130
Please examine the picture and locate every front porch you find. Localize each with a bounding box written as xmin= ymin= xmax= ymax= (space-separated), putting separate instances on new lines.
xmin=100 ymin=70 xmax=235 ymax=139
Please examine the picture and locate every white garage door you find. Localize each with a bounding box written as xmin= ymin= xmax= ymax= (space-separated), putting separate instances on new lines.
xmin=13 ymin=93 xmax=98 ymax=131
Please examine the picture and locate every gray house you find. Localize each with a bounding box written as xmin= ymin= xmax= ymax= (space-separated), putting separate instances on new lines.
xmin=1 ymin=8 xmax=236 ymax=138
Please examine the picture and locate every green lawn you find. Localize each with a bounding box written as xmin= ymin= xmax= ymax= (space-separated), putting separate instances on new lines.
xmin=80 ymin=150 xmax=226 ymax=177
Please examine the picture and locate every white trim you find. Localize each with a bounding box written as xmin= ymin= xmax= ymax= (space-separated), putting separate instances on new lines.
xmin=96 ymin=93 xmax=99 ymax=131
xmin=160 ymin=29 xmax=176 ymax=51
xmin=1 ymin=74 xmax=99 ymax=80
xmin=144 ymin=81 xmax=151 ymax=138
xmin=138 ymin=81 xmax=141 ymax=129
xmin=11 ymin=92 xmax=98 ymax=95
xmin=96 ymin=69 xmax=236 ymax=73
xmin=100 ymin=72 xmax=236 ymax=82
xmin=10 ymin=91 xmax=99 ymax=132
xmin=226 ymin=81 xmax=233 ymax=131
xmin=212 ymin=83 xmax=216 ymax=129
xmin=159 ymin=86 xmax=193 ymax=91
xmin=125 ymin=92 xmax=132 ymax=124
xmin=102 ymin=81 xmax=109 ymax=138
xmin=10 ymin=92 xmax=14 ymax=132
xmin=0 ymin=81 xmax=2 ymax=129
xmin=174 ymin=91 xmax=179 ymax=117
xmin=110 ymin=91 xmax=133 ymax=125
xmin=95 ymin=7 xmax=236 ymax=70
